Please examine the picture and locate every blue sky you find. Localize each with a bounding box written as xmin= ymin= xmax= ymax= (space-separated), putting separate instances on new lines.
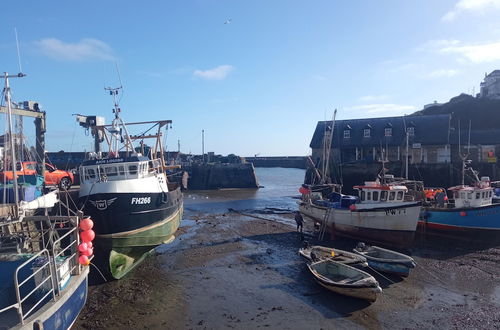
xmin=1 ymin=1 xmax=500 ymax=156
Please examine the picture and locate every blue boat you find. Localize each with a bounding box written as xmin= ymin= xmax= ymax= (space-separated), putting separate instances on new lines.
xmin=0 ymin=72 xmax=89 ymax=329
xmin=419 ymin=163 xmax=500 ymax=240
xmin=353 ymin=243 xmax=416 ymax=277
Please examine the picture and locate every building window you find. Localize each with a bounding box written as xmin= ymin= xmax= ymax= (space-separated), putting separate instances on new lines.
xmin=363 ymin=129 xmax=371 ymax=138
xmin=343 ymin=130 xmax=350 ymax=139
xmin=407 ymin=127 xmax=415 ymax=136
xmin=385 ymin=128 xmax=392 ymax=137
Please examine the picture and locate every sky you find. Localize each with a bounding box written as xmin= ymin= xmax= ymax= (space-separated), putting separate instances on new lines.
xmin=1 ymin=0 xmax=500 ymax=157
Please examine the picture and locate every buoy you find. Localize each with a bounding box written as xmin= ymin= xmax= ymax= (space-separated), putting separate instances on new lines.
xmin=460 ymin=211 xmax=466 ymax=217
xmin=78 ymin=242 xmax=88 ymax=253
xmin=86 ymin=241 xmax=93 ymax=249
xmin=82 ymin=247 xmax=93 ymax=257
xmin=80 ymin=229 xmax=95 ymax=242
xmin=330 ymin=250 xmax=335 ymax=257
xmin=80 ymin=218 xmax=94 ymax=231
xmin=78 ymin=255 xmax=90 ymax=266
xmin=349 ymin=204 xmax=356 ymax=211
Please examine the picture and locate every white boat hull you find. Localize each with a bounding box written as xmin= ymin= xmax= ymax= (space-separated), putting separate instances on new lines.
xmin=299 ymin=201 xmax=421 ymax=247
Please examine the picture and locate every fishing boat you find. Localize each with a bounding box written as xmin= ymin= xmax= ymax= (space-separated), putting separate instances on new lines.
xmin=77 ymin=86 xmax=183 ymax=279
xmin=353 ymin=243 xmax=416 ymax=277
xmin=299 ymin=244 xmax=368 ymax=266
xmin=0 ymin=72 xmax=89 ymax=329
xmin=307 ymin=259 xmax=382 ymax=302
xmin=419 ymin=160 xmax=500 ymax=240
xmin=299 ymin=178 xmax=421 ymax=247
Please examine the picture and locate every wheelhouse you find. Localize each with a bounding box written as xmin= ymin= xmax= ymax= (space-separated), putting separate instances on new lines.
xmin=79 ymin=156 xmax=161 ymax=184
xmin=353 ymin=182 xmax=408 ymax=203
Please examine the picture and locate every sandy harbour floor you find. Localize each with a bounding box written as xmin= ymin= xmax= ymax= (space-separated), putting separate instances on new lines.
xmin=74 ymin=211 xmax=500 ymax=330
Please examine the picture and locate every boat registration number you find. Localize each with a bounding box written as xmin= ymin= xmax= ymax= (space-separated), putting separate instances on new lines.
xmin=131 ymin=197 xmax=151 ymax=205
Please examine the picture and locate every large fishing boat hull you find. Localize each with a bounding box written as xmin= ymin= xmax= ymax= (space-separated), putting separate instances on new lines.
xmin=300 ymin=201 xmax=421 ymax=247
xmin=80 ymin=187 xmax=183 ymax=279
xmin=419 ymin=204 xmax=500 ymax=241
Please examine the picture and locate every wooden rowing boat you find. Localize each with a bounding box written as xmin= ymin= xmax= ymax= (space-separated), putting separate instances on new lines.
xmin=307 ymin=259 xmax=382 ymax=302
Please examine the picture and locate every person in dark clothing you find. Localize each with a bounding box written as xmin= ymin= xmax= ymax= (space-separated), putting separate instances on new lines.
xmin=294 ymin=211 xmax=304 ymax=233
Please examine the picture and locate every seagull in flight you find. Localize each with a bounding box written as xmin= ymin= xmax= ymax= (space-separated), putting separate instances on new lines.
xmin=224 ymin=18 xmax=232 ymax=24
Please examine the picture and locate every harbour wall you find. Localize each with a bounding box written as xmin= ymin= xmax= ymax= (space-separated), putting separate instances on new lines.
xmin=244 ymin=156 xmax=307 ymax=169
xmin=186 ymin=163 xmax=259 ymax=190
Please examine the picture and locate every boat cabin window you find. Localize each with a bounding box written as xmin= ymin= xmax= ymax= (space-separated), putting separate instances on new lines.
xmin=360 ymin=191 xmax=365 ymax=201
xmin=105 ymin=166 xmax=118 ymax=177
xmin=476 ymin=192 xmax=480 ymax=199
xmin=380 ymin=191 xmax=387 ymax=201
xmin=467 ymin=192 xmax=472 ymax=199
xmin=99 ymin=167 xmax=105 ymax=178
xmin=389 ymin=191 xmax=395 ymax=201
xmin=367 ymin=191 xmax=371 ymax=201
xmin=460 ymin=192 xmax=466 ymax=199
xmin=372 ymin=191 xmax=379 ymax=201
xmin=119 ymin=165 xmax=125 ymax=176
xmin=87 ymin=168 xmax=96 ymax=179
xmin=129 ymin=165 xmax=138 ymax=175
xmin=489 ymin=191 xmax=492 ymax=198
xmin=482 ymin=191 xmax=486 ymax=198
xmin=397 ymin=191 xmax=404 ymax=200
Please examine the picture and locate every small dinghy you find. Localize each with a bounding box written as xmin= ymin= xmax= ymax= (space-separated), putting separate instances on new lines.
xmin=353 ymin=243 xmax=416 ymax=277
xmin=307 ymin=259 xmax=382 ymax=302
xmin=299 ymin=245 xmax=368 ymax=266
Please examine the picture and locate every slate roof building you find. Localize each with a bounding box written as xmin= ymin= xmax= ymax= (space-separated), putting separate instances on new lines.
xmin=310 ymin=113 xmax=500 ymax=167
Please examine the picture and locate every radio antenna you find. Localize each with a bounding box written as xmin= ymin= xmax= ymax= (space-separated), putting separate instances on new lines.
xmin=14 ymin=28 xmax=23 ymax=73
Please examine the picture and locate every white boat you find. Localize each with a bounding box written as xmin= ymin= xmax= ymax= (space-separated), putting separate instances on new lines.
xmin=307 ymin=259 xmax=382 ymax=302
xmin=299 ymin=180 xmax=421 ymax=247
xmin=299 ymin=245 xmax=368 ymax=266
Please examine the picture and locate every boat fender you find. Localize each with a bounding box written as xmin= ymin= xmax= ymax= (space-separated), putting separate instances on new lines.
xmin=161 ymin=191 xmax=168 ymax=204
xmin=460 ymin=211 xmax=467 ymax=217
xmin=349 ymin=204 xmax=356 ymax=211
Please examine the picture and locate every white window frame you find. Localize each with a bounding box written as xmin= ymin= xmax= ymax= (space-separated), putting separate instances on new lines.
xmin=363 ymin=129 xmax=371 ymax=138
xmin=384 ymin=128 xmax=392 ymax=137
xmin=343 ymin=130 xmax=350 ymax=139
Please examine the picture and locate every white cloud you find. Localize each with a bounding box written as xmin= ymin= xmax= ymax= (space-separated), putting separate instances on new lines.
xmin=359 ymin=95 xmax=390 ymax=102
xmin=34 ymin=38 xmax=114 ymax=61
xmin=193 ymin=65 xmax=233 ymax=80
xmin=442 ymin=0 xmax=500 ymax=22
xmin=419 ymin=39 xmax=500 ymax=63
xmin=426 ymin=69 xmax=459 ymax=78
xmin=344 ymin=104 xmax=417 ymax=117
xmin=440 ymin=41 xmax=500 ymax=63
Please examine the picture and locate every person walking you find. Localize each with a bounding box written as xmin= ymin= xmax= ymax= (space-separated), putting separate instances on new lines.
xmin=294 ymin=211 xmax=304 ymax=233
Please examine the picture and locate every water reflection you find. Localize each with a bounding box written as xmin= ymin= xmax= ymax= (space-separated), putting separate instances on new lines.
xmin=184 ymin=167 xmax=306 ymax=214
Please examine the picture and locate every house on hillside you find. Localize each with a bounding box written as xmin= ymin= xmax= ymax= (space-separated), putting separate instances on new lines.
xmin=480 ymin=70 xmax=500 ymax=99
xmin=310 ymin=113 xmax=500 ymax=167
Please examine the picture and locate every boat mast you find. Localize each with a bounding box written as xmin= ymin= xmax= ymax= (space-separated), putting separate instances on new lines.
xmin=105 ymin=86 xmax=134 ymax=157
xmin=322 ymin=109 xmax=337 ymax=184
xmin=2 ymin=72 xmax=25 ymax=209
xmin=458 ymin=120 xmax=472 ymax=186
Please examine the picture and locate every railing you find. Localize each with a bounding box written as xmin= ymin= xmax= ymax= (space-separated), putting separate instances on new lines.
xmin=51 ymin=225 xmax=79 ymax=296
xmin=13 ymin=249 xmax=56 ymax=324
xmin=0 ymin=218 xmax=81 ymax=325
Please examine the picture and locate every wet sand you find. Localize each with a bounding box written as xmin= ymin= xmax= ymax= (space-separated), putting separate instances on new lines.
xmin=74 ymin=208 xmax=500 ymax=330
